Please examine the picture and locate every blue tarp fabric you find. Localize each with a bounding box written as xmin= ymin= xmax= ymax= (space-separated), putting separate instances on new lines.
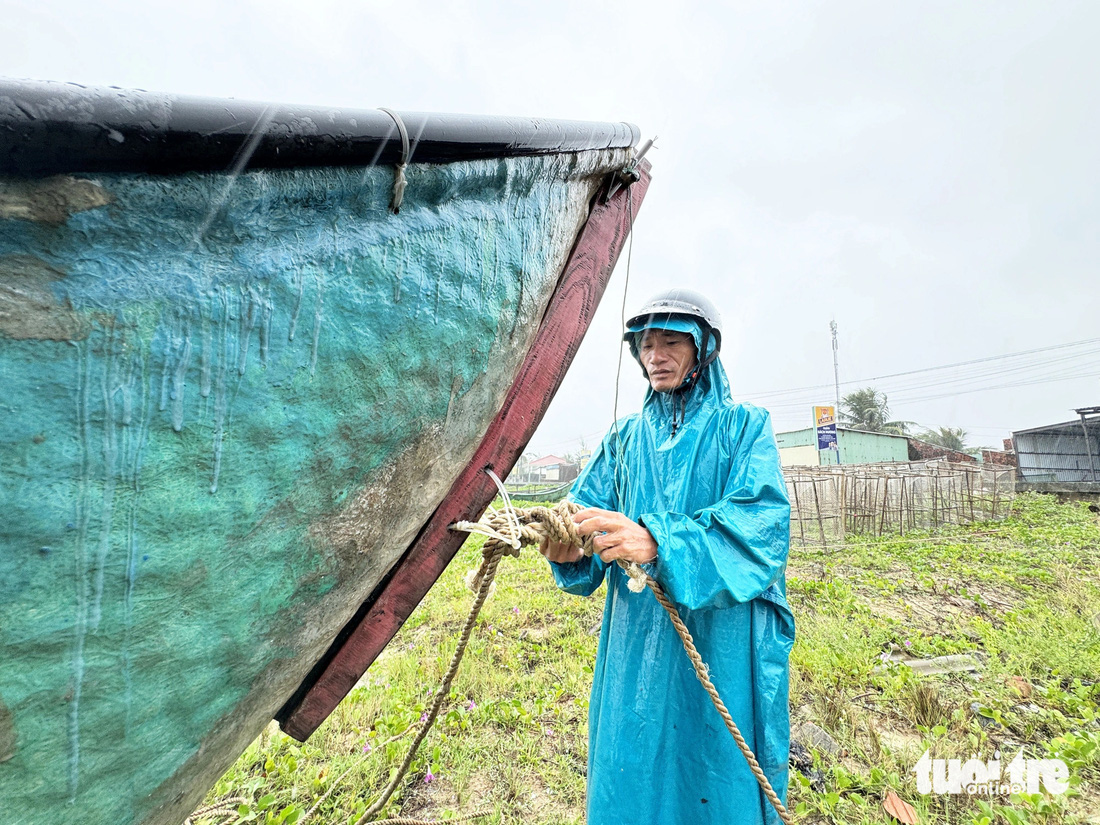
xmin=550 ymin=320 xmax=794 ymax=825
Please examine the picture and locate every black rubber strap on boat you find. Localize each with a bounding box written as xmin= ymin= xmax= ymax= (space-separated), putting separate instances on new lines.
xmin=0 ymin=79 xmax=639 ymax=176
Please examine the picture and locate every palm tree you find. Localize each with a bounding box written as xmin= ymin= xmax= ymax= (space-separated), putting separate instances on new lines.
xmin=916 ymin=426 xmax=967 ymax=451
xmin=839 ymin=387 xmax=911 ymax=435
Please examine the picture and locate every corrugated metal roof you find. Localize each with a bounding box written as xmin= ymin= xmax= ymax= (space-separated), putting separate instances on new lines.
xmin=1013 ymin=416 xmax=1100 ymax=483
xmin=1013 ymin=418 xmax=1094 ymax=436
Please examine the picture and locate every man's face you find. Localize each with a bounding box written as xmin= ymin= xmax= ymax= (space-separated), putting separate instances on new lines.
xmin=638 ymin=328 xmax=697 ymax=392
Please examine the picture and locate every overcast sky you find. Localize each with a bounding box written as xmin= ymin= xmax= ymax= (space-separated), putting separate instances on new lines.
xmin=7 ymin=0 xmax=1099 ymax=453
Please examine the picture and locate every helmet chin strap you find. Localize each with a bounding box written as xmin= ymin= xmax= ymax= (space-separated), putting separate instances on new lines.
xmin=671 ymin=325 xmax=718 ymax=397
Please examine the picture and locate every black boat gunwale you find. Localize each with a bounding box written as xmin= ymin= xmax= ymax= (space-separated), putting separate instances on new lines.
xmin=0 ymin=79 xmax=639 ymax=177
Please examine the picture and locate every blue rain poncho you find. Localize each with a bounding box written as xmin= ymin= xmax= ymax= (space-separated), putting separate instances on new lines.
xmin=550 ymin=321 xmax=794 ymax=825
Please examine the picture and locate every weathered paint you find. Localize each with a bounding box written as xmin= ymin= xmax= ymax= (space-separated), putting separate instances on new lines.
xmin=0 ymin=176 xmax=114 ymax=225
xmin=0 ymin=255 xmax=88 ymax=340
xmin=278 ymin=163 xmax=651 ymax=740
xmin=776 ymin=426 xmax=910 ymax=465
xmin=0 ymin=699 xmax=14 ymax=763
xmin=0 ymin=148 xmax=628 ymax=825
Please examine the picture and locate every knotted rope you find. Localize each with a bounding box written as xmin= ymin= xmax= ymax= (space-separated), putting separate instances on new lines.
xmin=452 ymin=500 xmax=649 ymax=593
xmin=353 ymin=487 xmax=792 ymax=825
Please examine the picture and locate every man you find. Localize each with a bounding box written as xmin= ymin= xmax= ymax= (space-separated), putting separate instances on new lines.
xmin=540 ymin=289 xmax=794 ymax=825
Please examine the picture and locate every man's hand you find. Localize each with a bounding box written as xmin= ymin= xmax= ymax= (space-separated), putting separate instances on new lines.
xmin=538 ymin=508 xmax=659 ymax=565
xmin=573 ymin=507 xmax=658 ymax=565
xmin=539 ymin=534 xmax=585 ymax=564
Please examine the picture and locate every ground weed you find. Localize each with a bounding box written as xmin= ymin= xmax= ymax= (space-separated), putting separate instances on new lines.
xmin=196 ymin=495 xmax=1099 ymax=824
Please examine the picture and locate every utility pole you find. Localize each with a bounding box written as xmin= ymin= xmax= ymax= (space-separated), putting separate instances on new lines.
xmin=830 ymin=319 xmax=840 ymax=411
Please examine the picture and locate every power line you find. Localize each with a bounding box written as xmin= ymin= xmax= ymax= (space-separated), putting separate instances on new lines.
xmin=745 ymin=339 xmax=1100 ymax=420
xmin=767 ymin=370 xmax=1100 ymax=431
xmin=763 ymin=367 xmax=1100 ymax=414
xmin=745 ymin=336 xmax=1100 ymax=400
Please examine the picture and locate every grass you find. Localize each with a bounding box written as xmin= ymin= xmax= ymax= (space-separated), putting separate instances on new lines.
xmin=193 ymin=494 xmax=1100 ymax=824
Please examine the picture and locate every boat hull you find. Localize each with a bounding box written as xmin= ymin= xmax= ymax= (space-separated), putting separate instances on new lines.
xmin=0 ymin=150 xmax=628 ymax=824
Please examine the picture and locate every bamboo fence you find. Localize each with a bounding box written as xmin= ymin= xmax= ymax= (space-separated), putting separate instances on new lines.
xmin=784 ymin=459 xmax=1016 ymax=547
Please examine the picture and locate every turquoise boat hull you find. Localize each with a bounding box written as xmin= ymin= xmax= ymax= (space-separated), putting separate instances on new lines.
xmin=0 ymin=142 xmax=630 ymax=823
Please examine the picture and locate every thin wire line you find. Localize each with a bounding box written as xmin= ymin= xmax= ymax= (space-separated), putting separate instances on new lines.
xmin=746 ymin=337 xmax=1100 ymax=400
xmin=764 ymin=367 xmax=1100 ymax=418
xmin=611 ymin=184 xmax=635 ymax=507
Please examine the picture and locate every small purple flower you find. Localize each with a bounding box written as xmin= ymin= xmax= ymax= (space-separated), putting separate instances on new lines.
xmin=904 ymin=639 xmax=912 ymax=649
xmin=466 ymin=700 xmax=476 ymax=711
xmin=512 ymin=606 xmax=519 ymax=615
xmin=427 ymin=688 xmax=433 ymax=696
xmin=424 ymin=769 xmax=435 ymax=784
xmin=420 ymin=712 xmax=428 ymax=723
xmin=362 ymin=742 xmax=372 ymax=753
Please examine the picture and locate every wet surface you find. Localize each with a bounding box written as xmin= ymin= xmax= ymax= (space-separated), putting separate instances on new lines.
xmin=0 ymin=255 xmax=85 ymax=340
xmin=0 ymin=697 xmax=14 ymax=763
xmin=0 ymin=79 xmax=639 ymax=176
xmin=0 ymin=176 xmax=113 ymax=225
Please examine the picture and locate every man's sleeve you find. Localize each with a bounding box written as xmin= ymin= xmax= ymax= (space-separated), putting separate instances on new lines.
xmin=547 ymin=429 xmax=619 ymax=597
xmin=640 ymin=407 xmax=790 ymax=611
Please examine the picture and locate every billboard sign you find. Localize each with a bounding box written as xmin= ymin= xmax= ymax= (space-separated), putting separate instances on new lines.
xmin=815 ymin=405 xmax=838 ymax=452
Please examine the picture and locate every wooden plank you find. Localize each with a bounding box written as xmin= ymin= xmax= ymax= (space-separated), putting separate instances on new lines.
xmin=277 ymin=164 xmax=651 ymax=740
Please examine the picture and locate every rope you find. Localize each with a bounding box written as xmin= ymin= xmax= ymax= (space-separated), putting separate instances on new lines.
xmin=298 ymin=726 xmax=413 ymax=824
xmin=451 ymin=471 xmax=522 ymax=554
xmin=454 ymin=500 xmax=648 ymax=593
xmin=361 ymin=815 xmax=490 ymax=825
xmin=184 ymin=798 xmax=249 ymax=825
xmin=452 ymin=500 xmax=795 ymax=825
xmin=378 ymin=108 xmax=410 ymax=213
xmin=644 ymin=574 xmax=792 ymax=823
xmin=350 ymin=494 xmax=518 ymax=825
xmin=351 ymin=492 xmax=792 ymax=824
xmin=611 ymin=182 xmax=636 ymax=506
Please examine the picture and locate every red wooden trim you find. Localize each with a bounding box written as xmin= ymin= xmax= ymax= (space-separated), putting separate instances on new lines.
xmin=278 ymin=164 xmax=651 ymax=740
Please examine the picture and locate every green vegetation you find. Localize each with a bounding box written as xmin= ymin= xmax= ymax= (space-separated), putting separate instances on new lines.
xmin=915 ymin=426 xmax=969 ymax=452
xmin=786 ymin=494 xmax=1100 ymax=824
xmin=195 ymin=495 xmax=1100 ymax=824
xmin=839 ymin=387 xmax=912 ymax=435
